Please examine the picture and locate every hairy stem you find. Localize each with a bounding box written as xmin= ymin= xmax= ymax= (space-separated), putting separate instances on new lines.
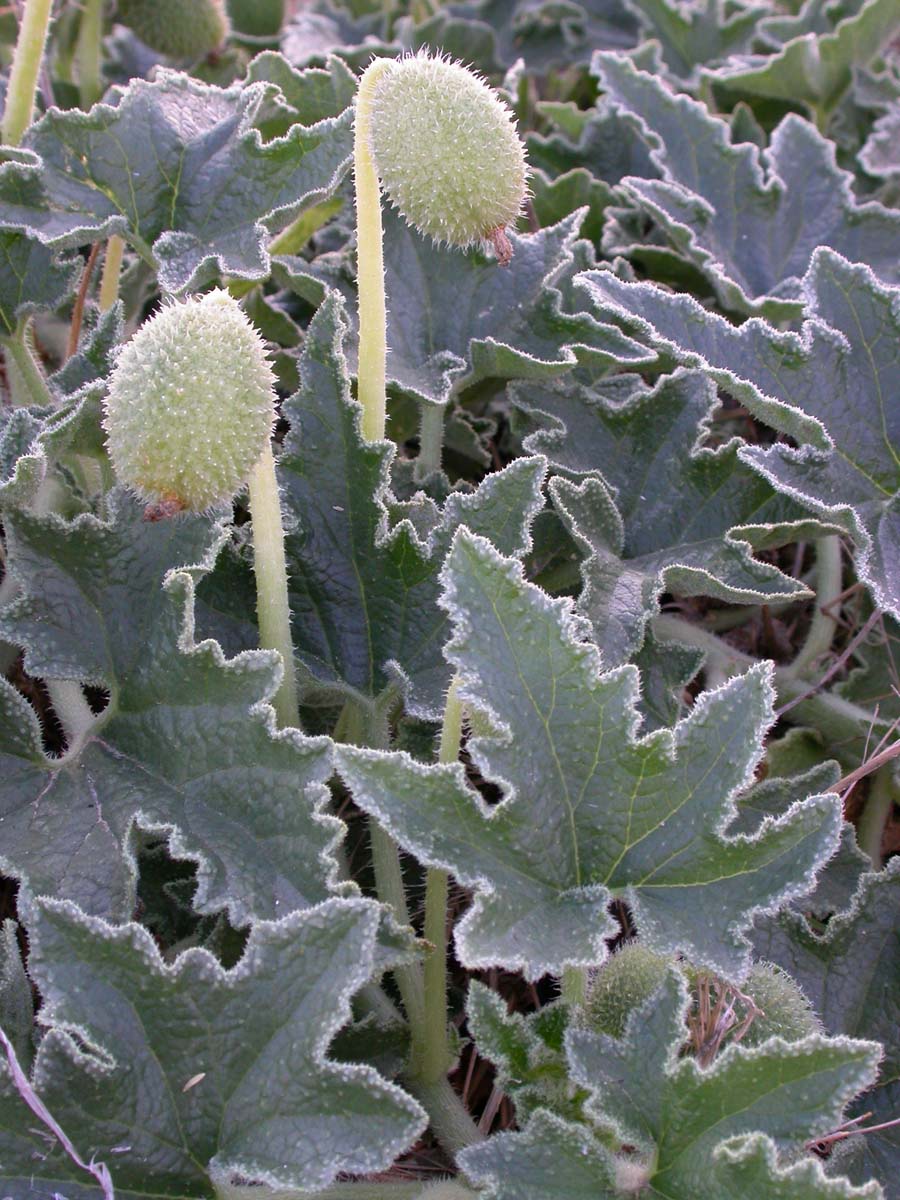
xmin=652 ymin=612 xmax=892 ymax=766
xmin=561 ymin=965 xmax=588 ymax=1008
xmin=1 ymin=322 xmax=54 ymax=408
xmin=247 ymin=441 xmax=299 ymax=728
xmin=404 ymin=1075 xmax=484 ymax=1154
xmin=787 ymin=536 xmax=843 ymax=679
xmin=2 ymin=0 xmax=54 ymax=146
xmin=354 ymin=58 xmax=393 ymax=441
xmin=418 ymin=403 xmax=445 ymax=476
xmin=856 ymin=767 xmax=897 ymax=870
xmin=99 ymin=236 xmax=125 ymax=311
xmin=420 ymin=677 xmax=463 ymax=1084
xmin=75 ymin=0 xmax=105 ymax=109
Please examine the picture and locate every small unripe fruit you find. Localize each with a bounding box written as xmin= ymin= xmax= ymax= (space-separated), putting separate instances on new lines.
xmin=585 ymin=943 xmax=672 ymax=1038
xmin=227 ymin=0 xmax=284 ymax=38
xmin=414 ymin=1183 xmax=476 ymax=1199
xmin=740 ymin=962 xmax=823 ymax=1047
xmin=116 ymin=0 xmax=229 ymax=59
xmin=103 ymin=290 xmax=275 ymax=514
xmin=367 ymin=51 xmax=527 ymax=259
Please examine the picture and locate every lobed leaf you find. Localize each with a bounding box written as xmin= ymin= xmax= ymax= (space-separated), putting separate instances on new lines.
xmin=580 ymin=249 xmax=900 ymax=619
xmin=593 ymin=52 xmax=900 ymax=314
xmin=279 ymin=291 xmax=546 ymax=717
xmin=0 ymin=894 xmax=425 ymax=1198
xmin=0 ymin=496 xmax=339 ymax=923
xmin=0 ymin=70 xmax=353 ymax=292
xmin=461 ymin=972 xmax=883 ymax=1198
xmin=337 ymin=531 xmax=842 ymax=979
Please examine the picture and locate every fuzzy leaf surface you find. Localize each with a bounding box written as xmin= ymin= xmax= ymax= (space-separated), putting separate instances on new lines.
xmin=461 ymin=972 xmax=883 ymax=1199
xmin=0 ymin=231 xmax=77 ymax=336
xmin=579 ymin=250 xmax=900 ymax=619
xmin=624 ymin=0 xmax=766 ymax=84
xmin=279 ymin=292 xmax=546 ymax=717
xmin=515 ymin=368 xmax=815 ymax=663
xmin=337 ymin=532 xmax=841 ymax=979
xmin=0 ymin=497 xmax=338 ymax=923
xmin=756 ymin=862 xmax=900 ymax=1189
xmin=0 ymin=71 xmax=353 ymax=292
xmin=277 ymin=208 xmax=652 ymax=410
xmin=0 ymin=896 xmax=424 ymax=1199
xmin=708 ymin=0 xmax=900 ymax=113
xmin=593 ymin=53 xmax=900 ymax=313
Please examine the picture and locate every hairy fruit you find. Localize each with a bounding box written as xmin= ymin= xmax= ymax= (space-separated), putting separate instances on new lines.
xmin=103 ymin=290 xmax=275 ymax=514
xmin=116 ymin=0 xmax=229 ymax=59
xmin=740 ymin=962 xmax=823 ymax=1046
xmin=366 ymin=51 xmax=527 ymax=255
xmin=585 ymin=943 xmax=672 ymax=1038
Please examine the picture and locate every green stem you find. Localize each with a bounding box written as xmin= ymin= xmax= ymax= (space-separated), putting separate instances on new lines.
xmin=246 ymin=441 xmax=299 ymax=728
xmin=1 ymin=0 xmax=54 ymax=146
xmin=75 ymin=0 xmax=104 ymax=109
xmin=561 ymin=965 xmax=587 ymax=1008
xmin=339 ymin=697 xmax=429 ymax=1059
xmin=404 ymin=1075 xmax=483 ymax=1154
xmin=856 ymin=767 xmax=896 ymax=870
xmin=354 ymin=58 xmax=393 ymax=442
xmin=418 ymin=403 xmax=445 ymax=475
xmin=1 ymin=323 xmax=54 ymax=408
xmin=45 ymin=680 xmax=96 ymax=753
xmin=787 ymin=536 xmax=842 ymax=679
xmin=652 ymin=613 xmax=892 ymax=762
xmin=99 ymin=236 xmax=125 ymax=311
xmin=420 ymin=676 xmax=463 ymax=1084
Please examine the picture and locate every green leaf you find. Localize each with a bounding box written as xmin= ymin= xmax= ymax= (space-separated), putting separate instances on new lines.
xmin=0 ymin=921 xmax=32 ymax=1074
xmin=460 ymin=972 xmax=883 ymax=1199
xmin=0 ymin=894 xmax=424 ymax=1198
xmin=0 ymin=70 xmax=353 ymax=293
xmin=0 ymin=231 xmax=77 ymax=337
xmin=277 ymin=208 xmax=652 ymax=410
xmin=624 ymin=0 xmax=765 ymax=84
xmin=593 ymin=52 xmax=900 ymax=314
xmin=755 ymin=861 xmax=900 ymax=1188
xmin=860 ymin=104 xmax=900 ymax=178
xmin=579 ymin=249 xmax=900 ymax=619
xmin=0 ymin=496 xmax=339 ymax=923
xmin=708 ymin=0 xmax=900 ymax=117
xmin=467 ymin=982 xmax=585 ymax=1124
xmin=336 ymin=531 xmax=842 ymax=979
xmin=278 ymin=291 xmax=547 ymax=716
xmin=515 ymin=368 xmax=815 ymax=663
xmin=244 ymin=51 xmax=358 ymax=139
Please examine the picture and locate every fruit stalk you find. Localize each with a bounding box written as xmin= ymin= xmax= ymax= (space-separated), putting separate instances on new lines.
xmin=354 ymin=57 xmax=393 ymax=442
xmin=420 ymin=676 xmax=463 ymax=1084
xmin=2 ymin=0 xmax=54 ymax=146
xmin=247 ymin=441 xmax=299 ymax=728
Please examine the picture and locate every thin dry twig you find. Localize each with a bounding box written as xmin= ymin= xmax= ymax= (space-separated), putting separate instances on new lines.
xmin=0 ymin=1026 xmax=115 ymax=1200
xmin=66 ymin=242 xmax=102 ymax=359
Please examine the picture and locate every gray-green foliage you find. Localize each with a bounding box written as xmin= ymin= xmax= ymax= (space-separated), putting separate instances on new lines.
xmin=0 ymin=4 xmax=897 ymax=1196
xmin=337 ymin=532 xmax=841 ymax=979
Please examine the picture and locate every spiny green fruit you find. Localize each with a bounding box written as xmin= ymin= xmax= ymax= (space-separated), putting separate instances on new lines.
xmin=227 ymin=0 xmax=284 ymax=38
xmin=414 ymin=1183 xmax=477 ymax=1199
xmin=116 ymin=0 xmax=229 ymax=59
xmin=367 ymin=51 xmax=528 ymax=261
xmin=739 ymin=962 xmax=823 ymax=1047
xmin=585 ymin=943 xmax=672 ymax=1038
xmin=103 ymin=290 xmax=275 ymax=515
